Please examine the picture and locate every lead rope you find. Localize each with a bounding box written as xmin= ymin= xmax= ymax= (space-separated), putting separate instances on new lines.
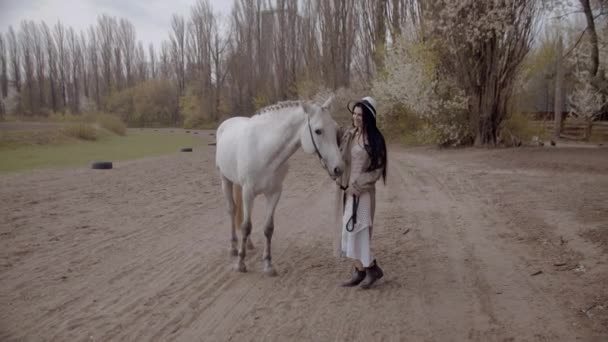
xmin=345 ymin=194 xmax=359 ymax=232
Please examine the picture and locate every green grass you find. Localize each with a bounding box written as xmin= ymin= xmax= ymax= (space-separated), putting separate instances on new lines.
xmin=0 ymin=131 xmax=205 ymax=174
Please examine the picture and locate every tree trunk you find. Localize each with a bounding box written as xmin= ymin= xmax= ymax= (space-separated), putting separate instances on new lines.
xmin=554 ymin=36 xmax=564 ymax=140
xmin=49 ymin=73 xmax=57 ymax=112
xmin=583 ymin=119 xmax=592 ymax=141
xmin=473 ymin=73 xmax=513 ymax=146
xmin=0 ymin=33 xmax=7 ymax=98
xmin=580 ymin=0 xmax=599 ymax=77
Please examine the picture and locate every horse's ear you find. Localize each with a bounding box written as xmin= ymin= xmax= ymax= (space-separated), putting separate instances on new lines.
xmin=321 ymin=95 xmax=334 ymax=110
xmin=302 ymin=101 xmax=313 ymax=115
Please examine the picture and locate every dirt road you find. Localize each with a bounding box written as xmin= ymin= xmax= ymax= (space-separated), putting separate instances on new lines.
xmin=1 ymin=134 xmax=607 ymax=341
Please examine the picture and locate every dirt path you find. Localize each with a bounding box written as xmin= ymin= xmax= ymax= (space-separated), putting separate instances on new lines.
xmin=1 ymin=143 xmax=606 ymax=341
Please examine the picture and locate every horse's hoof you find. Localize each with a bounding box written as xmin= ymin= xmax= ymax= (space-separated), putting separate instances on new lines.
xmin=234 ymin=262 xmax=247 ymax=273
xmin=264 ymin=266 xmax=277 ymax=277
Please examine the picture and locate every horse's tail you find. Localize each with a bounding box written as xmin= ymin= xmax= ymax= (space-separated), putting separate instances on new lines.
xmin=232 ymin=184 xmax=243 ymax=232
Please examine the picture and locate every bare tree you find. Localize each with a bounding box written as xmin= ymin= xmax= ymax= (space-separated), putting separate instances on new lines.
xmin=318 ymin=0 xmax=357 ymax=89
xmin=54 ymin=22 xmax=68 ymax=109
xmin=373 ymin=0 xmax=388 ymax=70
xmin=135 ymin=41 xmax=146 ymax=82
xmin=554 ymin=36 xmax=564 ymax=139
xmin=188 ymin=0 xmax=214 ymax=111
xmin=0 ymin=33 xmax=8 ymax=98
xmin=8 ymin=26 xmax=21 ymax=93
xmin=80 ymin=31 xmax=89 ymax=98
xmin=42 ymin=23 xmax=57 ymax=112
xmin=68 ymin=27 xmax=81 ymax=113
xmin=98 ymin=15 xmax=115 ymax=99
xmin=580 ymin=0 xmax=600 ymax=76
xmin=170 ymin=14 xmax=187 ymax=96
xmin=386 ymin=0 xmax=420 ymax=38
xmin=355 ymin=0 xmax=390 ymax=82
xmin=32 ymin=23 xmax=46 ymax=109
xmin=210 ymin=14 xmax=231 ymax=119
xmin=300 ymin=0 xmax=322 ymax=83
xmin=227 ymin=0 xmax=266 ymax=113
xmin=118 ymin=19 xmax=136 ymax=88
xmin=160 ymin=41 xmax=172 ymax=79
xmin=88 ymin=26 xmax=101 ymax=107
xmin=20 ymin=21 xmax=36 ymax=112
xmin=114 ymin=44 xmax=123 ymax=91
xmin=149 ymin=43 xmax=157 ymax=79
xmin=273 ymin=0 xmax=300 ymax=99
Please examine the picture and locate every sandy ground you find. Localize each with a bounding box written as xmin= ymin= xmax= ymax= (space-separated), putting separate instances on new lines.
xmin=1 ymin=132 xmax=607 ymax=341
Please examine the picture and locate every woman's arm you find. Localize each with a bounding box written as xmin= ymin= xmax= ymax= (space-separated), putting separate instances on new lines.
xmin=350 ymin=167 xmax=383 ymax=195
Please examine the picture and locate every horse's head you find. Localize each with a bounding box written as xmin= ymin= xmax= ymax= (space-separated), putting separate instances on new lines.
xmin=300 ymin=96 xmax=345 ymax=180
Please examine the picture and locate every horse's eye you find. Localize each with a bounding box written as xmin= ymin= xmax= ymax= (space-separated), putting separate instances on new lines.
xmin=315 ymin=129 xmax=323 ymax=135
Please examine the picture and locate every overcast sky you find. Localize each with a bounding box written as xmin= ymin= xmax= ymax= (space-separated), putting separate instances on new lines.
xmin=0 ymin=0 xmax=234 ymax=49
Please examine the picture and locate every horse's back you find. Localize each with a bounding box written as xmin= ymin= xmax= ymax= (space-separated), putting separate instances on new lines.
xmin=216 ymin=117 xmax=250 ymax=183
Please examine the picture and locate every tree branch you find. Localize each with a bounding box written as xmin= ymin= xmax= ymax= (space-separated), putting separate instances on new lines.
xmin=550 ymin=10 xmax=584 ymax=20
xmin=562 ymin=27 xmax=588 ymax=58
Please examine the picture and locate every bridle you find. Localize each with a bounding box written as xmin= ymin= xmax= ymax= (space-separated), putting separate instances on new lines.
xmin=307 ymin=116 xmax=328 ymax=171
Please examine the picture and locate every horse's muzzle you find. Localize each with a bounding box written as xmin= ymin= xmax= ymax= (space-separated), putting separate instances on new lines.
xmin=329 ymin=166 xmax=343 ymax=180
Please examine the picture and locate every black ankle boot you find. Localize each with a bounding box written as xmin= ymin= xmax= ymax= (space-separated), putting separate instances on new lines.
xmin=341 ymin=267 xmax=366 ymax=287
xmin=360 ymin=260 xmax=384 ymax=289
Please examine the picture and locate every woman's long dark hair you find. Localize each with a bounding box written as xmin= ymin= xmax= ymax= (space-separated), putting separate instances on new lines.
xmin=354 ymin=102 xmax=387 ymax=183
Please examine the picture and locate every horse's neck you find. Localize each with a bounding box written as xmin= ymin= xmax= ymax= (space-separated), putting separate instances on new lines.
xmin=255 ymin=109 xmax=306 ymax=170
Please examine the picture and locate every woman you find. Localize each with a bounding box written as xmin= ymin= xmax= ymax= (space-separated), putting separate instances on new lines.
xmin=336 ymin=96 xmax=387 ymax=289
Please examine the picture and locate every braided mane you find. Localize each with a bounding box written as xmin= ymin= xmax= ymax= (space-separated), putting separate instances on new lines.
xmin=254 ymin=100 xmax=304 ymax=116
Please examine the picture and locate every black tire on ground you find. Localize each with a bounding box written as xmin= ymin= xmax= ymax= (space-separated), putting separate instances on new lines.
xmin=91 ymin=161 xmax=113 ymax=170
xmin=180 ymin=147 xmax=193 ymax=152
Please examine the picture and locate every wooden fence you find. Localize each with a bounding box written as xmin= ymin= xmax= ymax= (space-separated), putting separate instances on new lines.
xmin=531 ymin=120 xmax=608 ymax=141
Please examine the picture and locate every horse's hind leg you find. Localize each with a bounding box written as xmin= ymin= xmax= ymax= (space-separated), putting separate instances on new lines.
xmin=220 ymin=175 xmax=238 ymax=256
xmin=236 ymin=185 xmax=255 ymax=272
xmin=233 ymin=185 xmax=254 ymax=250
xmin=261 ymin=189 xmax=282 ymax=276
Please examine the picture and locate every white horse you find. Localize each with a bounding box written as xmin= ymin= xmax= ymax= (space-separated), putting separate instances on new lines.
xmin=215 ymin=97 xmax=344 ymax=276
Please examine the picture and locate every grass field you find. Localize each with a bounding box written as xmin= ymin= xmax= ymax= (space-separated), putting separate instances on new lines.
xmin=0 ymin=130 xmax=205 ymax=174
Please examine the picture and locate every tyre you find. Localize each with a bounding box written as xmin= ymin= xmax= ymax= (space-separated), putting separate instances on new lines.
xmin=91 ymin=161 xmax=113 ymax=170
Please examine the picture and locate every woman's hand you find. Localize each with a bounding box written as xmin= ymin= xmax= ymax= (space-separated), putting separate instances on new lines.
xmin=347 ymin=183 xmax=361 ymax=196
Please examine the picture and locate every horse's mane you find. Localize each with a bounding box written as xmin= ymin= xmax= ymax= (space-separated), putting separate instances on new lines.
xmin=254 ymin=100 xmax=304 ymax=117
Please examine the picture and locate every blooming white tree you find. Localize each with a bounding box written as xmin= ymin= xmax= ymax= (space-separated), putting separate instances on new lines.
xmin=427 ymin=0 xmax=541 ymax=146
xmin=372 ymin=38 xmax=469 ymax=145
xmin=373 ymin=0 xmax=541 ymax=146
xmin=569 ymin=68 xmax=607 ymax=139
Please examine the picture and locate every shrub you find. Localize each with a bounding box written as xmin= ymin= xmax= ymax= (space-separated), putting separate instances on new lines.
xmin=378 ymin=103 xmax=428 ymax=145
xmin=500 ymin=111 xmax=536 ymax=146
xmin=48 ymin=112 xmax=82 ymax=123
xmin=105 ymin=88 xmax=135 ymax=124
xmin=94 ymin=113 xmax=126 ymax=136
xmin=63 ymin=123 xmax=98 ymax=141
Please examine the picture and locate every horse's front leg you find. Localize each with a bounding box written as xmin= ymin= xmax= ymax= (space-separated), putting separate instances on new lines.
xmin=236 ymin=186 xmax=255 ymax=272
xmin=262 ymin=189 xmax=282 ymax=276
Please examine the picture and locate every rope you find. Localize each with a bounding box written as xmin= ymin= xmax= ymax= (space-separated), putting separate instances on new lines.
xmin=345 ymin=194 xmax=359 ymax=233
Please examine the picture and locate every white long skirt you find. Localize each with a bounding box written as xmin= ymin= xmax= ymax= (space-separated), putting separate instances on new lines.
xmin=341 ymin=192 xmax=373 ymax=267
